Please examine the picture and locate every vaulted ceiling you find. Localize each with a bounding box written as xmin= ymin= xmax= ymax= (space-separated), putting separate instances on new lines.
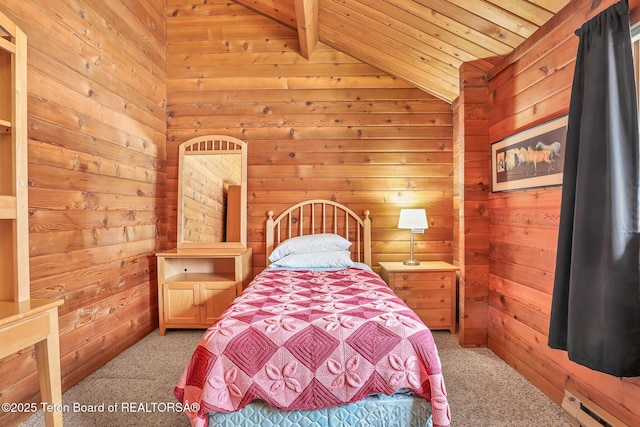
xmin=233 ymin=0 xmax=572 ymax=102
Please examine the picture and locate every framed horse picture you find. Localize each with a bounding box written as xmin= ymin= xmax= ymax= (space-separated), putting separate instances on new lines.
xmin=491 ymin=115 xmax=568 ymax=192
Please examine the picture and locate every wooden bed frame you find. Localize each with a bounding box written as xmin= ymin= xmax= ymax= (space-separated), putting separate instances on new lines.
xmin=265 ymin=199 xmax=372 ymax=267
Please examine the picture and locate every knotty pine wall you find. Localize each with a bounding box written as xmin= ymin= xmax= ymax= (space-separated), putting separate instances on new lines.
xmin=165 ymin=0 xmax=455 ymax=275
xmin=481 ymin=0 xmax=640 ymax=424
xmin=0 ymin=1 xmax=166 ymax=425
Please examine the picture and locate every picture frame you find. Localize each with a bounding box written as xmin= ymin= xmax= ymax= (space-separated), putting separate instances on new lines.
xmin=491 ymin=115 xmax=568 ymax=192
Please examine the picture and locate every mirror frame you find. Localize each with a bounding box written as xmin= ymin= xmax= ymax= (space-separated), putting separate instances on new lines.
xmin=177 ymin=135 xmax=248 ymax=250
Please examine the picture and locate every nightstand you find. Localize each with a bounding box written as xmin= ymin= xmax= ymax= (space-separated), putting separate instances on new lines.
xmin=156 ymin=247 xmax=252 ymax=335
xmin=379 ymin=261 xmax=458 ymax=334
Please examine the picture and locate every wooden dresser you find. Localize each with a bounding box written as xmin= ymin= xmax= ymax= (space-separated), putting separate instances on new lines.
xmin=379 ymin=261 xmax=458 ymax=334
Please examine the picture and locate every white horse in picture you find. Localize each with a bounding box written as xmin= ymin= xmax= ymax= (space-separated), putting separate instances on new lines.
xmin=535 ymin=141 xmax=561 ymax=160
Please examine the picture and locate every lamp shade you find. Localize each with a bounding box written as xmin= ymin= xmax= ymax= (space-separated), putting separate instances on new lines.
xmin=397 ymin=209 xmax=428 ymax=230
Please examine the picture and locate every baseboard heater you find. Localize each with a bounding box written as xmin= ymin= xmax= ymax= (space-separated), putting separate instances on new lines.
xmin=562 ymin=389 xmax=627 ymax=427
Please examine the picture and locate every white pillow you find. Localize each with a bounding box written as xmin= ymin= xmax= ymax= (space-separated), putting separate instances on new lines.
xmin=268 ymin=233 xmax=352 ymax=262
xmin=270 ymin=250 xmax=355 ymax=269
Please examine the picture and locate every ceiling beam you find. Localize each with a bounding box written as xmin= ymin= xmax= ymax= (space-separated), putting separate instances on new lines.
xmin=294 ymin=0 xmax=319 ymax=59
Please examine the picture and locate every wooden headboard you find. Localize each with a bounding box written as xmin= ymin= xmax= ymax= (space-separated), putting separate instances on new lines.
xmin=265 ymin=200 xmax=372 ymax=267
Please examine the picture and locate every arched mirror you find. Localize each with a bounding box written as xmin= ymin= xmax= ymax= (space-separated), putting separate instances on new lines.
xmin=177 ymin=135 xmax=247 ymax=250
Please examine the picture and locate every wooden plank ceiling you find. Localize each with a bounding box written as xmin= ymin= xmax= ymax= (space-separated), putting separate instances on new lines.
xmin=233 ymin=0 xmax=572 ymax=102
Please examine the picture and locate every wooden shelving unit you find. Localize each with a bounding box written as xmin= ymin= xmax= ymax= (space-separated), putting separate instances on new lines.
xmin=0 ymin=11 xmax=64 ymax=427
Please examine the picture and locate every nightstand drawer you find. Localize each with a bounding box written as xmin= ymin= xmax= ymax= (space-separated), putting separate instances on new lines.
xmin=395 ymin=289 xmax=451 ymax=308
xmin=412 ymin=309 xmax=451 ymax=329
xmin=389 ymin=271 xmax=453 ymax=291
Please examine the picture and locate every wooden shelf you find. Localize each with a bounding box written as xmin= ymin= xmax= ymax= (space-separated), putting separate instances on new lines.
xmin=165 ymin=272 xmax=235 ymax=284
xmin=0 ymin=195 xmax=17 ymax=219
xmin=0 ymin=118 xmax=11 ymax=130
xmin=0 ymin=36 xmax=15 ymax=54
xmin=158 ymin=247 xmax=250 ymax=257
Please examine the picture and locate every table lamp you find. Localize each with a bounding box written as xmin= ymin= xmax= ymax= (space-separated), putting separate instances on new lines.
xmin=397 ymin=209 xmax=428 ymax=265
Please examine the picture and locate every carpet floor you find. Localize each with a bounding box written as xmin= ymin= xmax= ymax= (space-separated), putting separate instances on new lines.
xmin=19 ymin=329 xmax=571 ymax=427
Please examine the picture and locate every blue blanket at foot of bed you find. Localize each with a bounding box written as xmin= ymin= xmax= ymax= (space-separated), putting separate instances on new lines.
xmin=208 ymin=392 xmax=433 ymax=427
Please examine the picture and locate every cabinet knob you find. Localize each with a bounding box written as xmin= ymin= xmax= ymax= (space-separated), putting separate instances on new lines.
xmin=402 ymin=274 xmax=408 ymax=280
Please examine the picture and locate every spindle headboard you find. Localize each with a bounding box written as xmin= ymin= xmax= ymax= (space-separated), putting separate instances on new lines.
xmin=265 ymin=200 xmax=371 ymax=267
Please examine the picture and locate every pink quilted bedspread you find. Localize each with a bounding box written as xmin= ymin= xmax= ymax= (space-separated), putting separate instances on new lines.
xmin=175 ymin=267 xmax=451 ymax=427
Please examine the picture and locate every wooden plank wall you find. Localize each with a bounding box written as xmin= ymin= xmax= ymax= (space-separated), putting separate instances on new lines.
xmin=165 ymin=0 xmax=455 ymax=275
xmin=0 ymin=1 xmax=166 ymax=425
xmin=454 ymin=62 xmax=491 ymax=347
xmin=481 ymin=0 xmax=640 ymax=424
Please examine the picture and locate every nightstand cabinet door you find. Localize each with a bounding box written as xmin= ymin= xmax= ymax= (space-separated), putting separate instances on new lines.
xmin=163 ymin=282 xmax=237 ymax=327
xmin=163 ymin=283 xmax=200 ymax=325
xmin=201 ymin=283 xmax=236 ymax=325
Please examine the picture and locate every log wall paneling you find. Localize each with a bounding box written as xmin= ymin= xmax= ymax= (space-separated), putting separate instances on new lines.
xmin=166 ymin=0 xmax=455 ymax=277
xmin=0 ymin=1 xmax=167 ymax=425
xmin=482 ymin=0 xmax=640 ymax=424
xmin=453 ymin=62 xmax=490 ymax=347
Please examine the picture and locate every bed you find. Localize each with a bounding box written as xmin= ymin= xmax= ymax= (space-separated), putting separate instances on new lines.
xmin=174 ymin=200 xmax=451 ymax=427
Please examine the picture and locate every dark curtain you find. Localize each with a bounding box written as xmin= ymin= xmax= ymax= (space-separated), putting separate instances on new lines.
xmin=548 ymin=0 xmax=640 ymax=377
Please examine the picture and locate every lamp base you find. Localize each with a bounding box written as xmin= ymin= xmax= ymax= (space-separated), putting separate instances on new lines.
xmin=403 ymin=259 xmax=420 ymax=266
